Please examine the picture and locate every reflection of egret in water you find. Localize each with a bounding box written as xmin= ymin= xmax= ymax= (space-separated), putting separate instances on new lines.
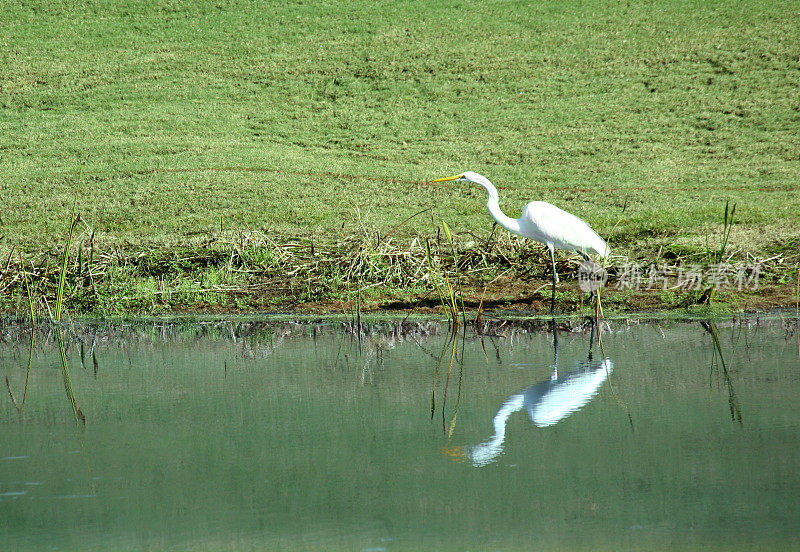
xmin=466 ymin=320 xmax=612 ymax=467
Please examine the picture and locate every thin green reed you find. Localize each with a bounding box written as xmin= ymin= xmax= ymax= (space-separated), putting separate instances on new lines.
xmin=19 ymin=250 xmax=36 ymax=326
xmin=424 ymin=238 xmax=448 ymax=313
xmin=20 ymin=251 xmax=35 ymax=410
xmin=718 ymin=201 xmax=736 ymax=264
xmin=703 ymin=201 xmax=737 ymax=303
xmin=56 ymin=327 xmax=85 ymax=425
xmin=441 ymin=221 xmax=466 ymax=327
xmin=704 ymin=321 xmax=742 ymax=425
xmin=55 ymin=168 xmax=82 ymax=322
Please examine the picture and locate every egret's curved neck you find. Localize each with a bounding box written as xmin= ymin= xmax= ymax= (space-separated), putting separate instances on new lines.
xmin=472 ymin=175 xmax=522 ymax=235
xmin=468 ymin=393 xmax=525 ymax=467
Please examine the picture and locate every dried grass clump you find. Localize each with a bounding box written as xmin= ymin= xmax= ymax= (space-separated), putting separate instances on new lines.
xmin=0 ymin=217 xmax=793 ymax=315
xmin=0 ymin=220 xmax=562 ymax=315
xmin=222 ymin=225 xmax=563 ymax=291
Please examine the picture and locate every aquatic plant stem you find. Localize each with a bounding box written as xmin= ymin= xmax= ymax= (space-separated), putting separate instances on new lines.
xmin=424 ymin=238 xmax=448 ymax=313
xmin=55 ymin=167 xmax=83 ymax=322
xmin=8 ymin=250 xmax=37 ymax=412
xmin=430 ymin=330 xmax=452 ymax=419
xmin=705 ymin=201 xmax=737 ymax=304
xmin=56 ymin=326 xmax=85 ymax=425
xmin=702 ymin=321 xmax=743 ymax=425
xmin=20 ymin=251 xmax=36 ymax=326
xmin=442 ymin=221 xmax=466 ymax=326
xmin=441 ymin=327 xmax=458 ymax=432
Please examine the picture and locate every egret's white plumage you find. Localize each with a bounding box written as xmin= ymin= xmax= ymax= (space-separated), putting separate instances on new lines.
xmin=518 ymin=200 xmax=609 ymax=259
xmin=466 ymin=359 xmax=613 ymax=467
xmin=432 ymin=171 xmax=609 ymax=311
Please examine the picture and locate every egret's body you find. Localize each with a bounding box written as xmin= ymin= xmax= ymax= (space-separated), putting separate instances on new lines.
xmin=432 ymin=171 xmax=608 ymax=311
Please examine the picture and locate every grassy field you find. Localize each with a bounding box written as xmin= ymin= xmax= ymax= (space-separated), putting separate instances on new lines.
xmin=1 ymin=0 xmax=799 ymax=315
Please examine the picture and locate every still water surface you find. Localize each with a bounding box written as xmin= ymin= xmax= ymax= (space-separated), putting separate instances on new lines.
xmin=1 ymin=316 xmax=799 ymax=551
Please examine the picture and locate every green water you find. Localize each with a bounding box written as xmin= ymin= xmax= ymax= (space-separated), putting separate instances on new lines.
xmin=1 ymin=318 xmax=799 ymax=551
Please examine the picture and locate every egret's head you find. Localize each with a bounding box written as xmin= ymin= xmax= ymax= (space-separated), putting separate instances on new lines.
xmin=431 ymin=171 xmax=481 ymax=184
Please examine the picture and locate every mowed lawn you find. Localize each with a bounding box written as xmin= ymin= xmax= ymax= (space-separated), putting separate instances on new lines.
xmin=2 ymin=0 xmax=799 ymax=262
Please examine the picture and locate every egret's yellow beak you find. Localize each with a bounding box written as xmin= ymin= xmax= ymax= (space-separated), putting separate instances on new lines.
xmin=431 ymin=175 xmax=462 ymax=183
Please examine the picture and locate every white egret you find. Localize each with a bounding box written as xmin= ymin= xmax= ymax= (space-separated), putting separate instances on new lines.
xmin=431 ymin=171 xmax=609 ymax=312
xmin=466 ymin=358 xmax=613 ymax=467
xmin=450 ymin=320 xmax=613 ymax=467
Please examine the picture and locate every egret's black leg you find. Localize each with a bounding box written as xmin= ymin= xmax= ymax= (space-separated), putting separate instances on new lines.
xmin=549 ymin=245 xmax=557 ymax=314
xmin=579 ymin=251 xmax=596 ymax=303
xmin=485 ymin=222 xmax=498 ymax=250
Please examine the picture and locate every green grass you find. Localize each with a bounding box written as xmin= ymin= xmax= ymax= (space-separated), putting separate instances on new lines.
xmin=2 ymin=0 xmax=799 ymax=313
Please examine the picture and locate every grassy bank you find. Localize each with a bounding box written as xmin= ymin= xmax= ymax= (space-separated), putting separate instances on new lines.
xmin=2 ymin=1 xmax=799 ymax=315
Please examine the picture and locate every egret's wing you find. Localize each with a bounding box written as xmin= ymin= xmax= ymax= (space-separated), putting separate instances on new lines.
xmin=520 ymin=201 xmax=609 ymax=257
xmin=528 ymin=359 xmax=612 ymax=427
